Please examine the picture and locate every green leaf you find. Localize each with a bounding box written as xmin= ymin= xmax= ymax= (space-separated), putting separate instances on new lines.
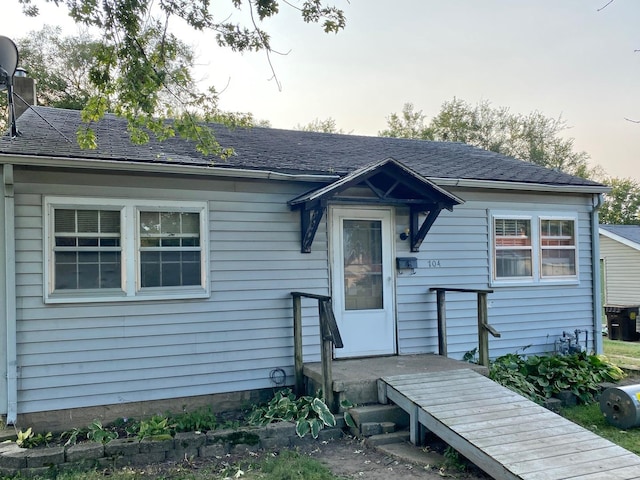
xmin=344 ymin=411 xmax=356 ymax=428
xmin=295 ymin=419 xmax=310 ymax=438
xmin=311 ymin=397 xmax=336 ymax=427
xmin=340 ymin=399 xmax=355 ymax=409
xmin=309 ymin=418 xmax=322 ymax=439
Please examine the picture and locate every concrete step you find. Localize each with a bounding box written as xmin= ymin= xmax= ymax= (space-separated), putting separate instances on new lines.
xmin=0 ymin=429 xmax=16 ymax=442
xmin=365 ymin=430 xmax=410 ymax=447
xmin=348 ymin=404 xmax=409 ymax=429
xmin=376 ymin=440 xmax=446 ymax=467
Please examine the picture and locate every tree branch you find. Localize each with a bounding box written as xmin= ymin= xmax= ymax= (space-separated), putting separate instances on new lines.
xmin=597 ymin=0 xmax=615 ymax=11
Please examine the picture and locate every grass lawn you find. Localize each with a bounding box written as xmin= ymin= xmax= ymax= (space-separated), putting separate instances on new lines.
xmin=603 ymin=337 xmax=640 ymax=370
xmin=560 ymin=403 xmax=640 ymax=455
xmin=558 ymin=337 xmax=640 ymax=456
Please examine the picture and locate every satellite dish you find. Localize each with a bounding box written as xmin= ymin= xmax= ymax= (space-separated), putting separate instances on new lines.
xmin=0 ymin=35 xmax=18 ymax=91
xmin=0 ymin=36 xmax=20 ymax=136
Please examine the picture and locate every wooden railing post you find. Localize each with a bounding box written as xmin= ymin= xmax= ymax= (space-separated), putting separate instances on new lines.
xmin=430 ymin=287 xmax=498 ymax=365
xmin=435 ymin=289 xmax=448 ymax=357
xmin=319 ymin=300 xmax=335 ymax=411
xmin=292 ymin=293 xmax=304 ymax=395
xmin=478 ymin=292 xmax=489 ymax=367
xmin=291 ymin=292 xmax=343 ymax=412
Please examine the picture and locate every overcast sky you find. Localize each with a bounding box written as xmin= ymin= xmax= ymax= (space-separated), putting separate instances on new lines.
xmin=4 ymin=0 xmax=640 ymax=181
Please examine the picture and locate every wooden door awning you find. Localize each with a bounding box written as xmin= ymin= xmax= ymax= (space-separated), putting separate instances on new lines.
xmin=289 ymin=157 xmax=463 ymax=253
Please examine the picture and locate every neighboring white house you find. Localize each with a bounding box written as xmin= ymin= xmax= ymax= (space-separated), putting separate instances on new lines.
xmin=0 ymin=105 xmax=609 ymax=429
xmin=599 ymin=225 xmax=640 ymax=306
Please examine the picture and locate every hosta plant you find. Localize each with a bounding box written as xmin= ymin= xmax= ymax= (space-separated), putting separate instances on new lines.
xmin=248 ymin=388 xmax=355 ymax=439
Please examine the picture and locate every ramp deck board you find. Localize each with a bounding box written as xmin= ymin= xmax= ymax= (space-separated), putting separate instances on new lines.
xmin=379 ymin=369 xmax=640 ymax=480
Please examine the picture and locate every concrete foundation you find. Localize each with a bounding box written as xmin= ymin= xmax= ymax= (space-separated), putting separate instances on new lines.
xmin=15 ymin=388 xmax=274 ymax=432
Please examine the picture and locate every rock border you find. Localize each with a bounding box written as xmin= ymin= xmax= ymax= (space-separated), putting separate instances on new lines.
xmin=0 ymin=423 xmax=343 ymax=477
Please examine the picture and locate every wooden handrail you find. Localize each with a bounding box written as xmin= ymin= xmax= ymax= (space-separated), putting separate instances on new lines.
xmin=429 ymin=287 xmax=500 ymax=367
xmin=291 ymin=292 xmax=343 ymax=412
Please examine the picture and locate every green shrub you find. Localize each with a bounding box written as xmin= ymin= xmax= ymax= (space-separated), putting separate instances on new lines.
xmin=87 ymin=420 xmax=118 ymax=444
xmin=15 ymin=427 xmax=53 ymax=448
xmin=490 ymin=352 xmax=625 ymax=404
xmin=137 ymin=415 xmax=173 ymax=441
xmin=248 ymin=388 xmax=355 ymax=439
xmin=170 ymin=406 xmax=218 ymax=433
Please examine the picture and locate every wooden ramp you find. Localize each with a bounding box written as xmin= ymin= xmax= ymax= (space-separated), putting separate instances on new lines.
xmin=378 ymin=369 xmax=640 ymax=480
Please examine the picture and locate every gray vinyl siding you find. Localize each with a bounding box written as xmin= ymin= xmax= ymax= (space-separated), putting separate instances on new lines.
xmin=12 ymin=166 xmax=599 ymax=414
xmin=600 ymin=235 xmax=640 ymax=305
xmin=13 ymin=169 xmax=327 ymax=414
xmin=395 ymin=189 xmax=597 ymax=359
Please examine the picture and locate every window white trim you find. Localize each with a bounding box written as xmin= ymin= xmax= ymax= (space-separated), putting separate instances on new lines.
xmin=490 ymin=211 xmax=579 ymax=287
xmin=44 ymin=196 xmax=209 ymax=303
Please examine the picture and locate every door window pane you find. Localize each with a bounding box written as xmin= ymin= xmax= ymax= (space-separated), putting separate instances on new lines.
xmin=343 ymin=220 xmax=383 ymax=310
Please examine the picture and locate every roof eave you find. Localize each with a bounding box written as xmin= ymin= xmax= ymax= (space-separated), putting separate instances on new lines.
xmin=0 ymin=153 xmax=609 ymax=194
xmin=431 ymin=177 xmax=610 ymax=195
xmin=599 ymin=227 xmax=640 ymax=252
xmin=0 ymin=153 xmax=340 ymax=183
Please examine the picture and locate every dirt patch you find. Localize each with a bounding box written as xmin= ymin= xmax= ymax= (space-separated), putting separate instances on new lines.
xmin=301 ymin=435 xmax=490 ymax=479
xmin=102 ymin=434 xmax=490 ymax=479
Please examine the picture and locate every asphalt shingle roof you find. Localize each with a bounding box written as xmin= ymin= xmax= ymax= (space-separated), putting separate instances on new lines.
xmin=0 ymin=106 xmax=605 ymax=189
xmin=600 ymin=225 xmax=640 ymax=246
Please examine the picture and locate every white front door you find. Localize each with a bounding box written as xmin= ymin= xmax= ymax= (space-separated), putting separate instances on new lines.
xmin=330 ymin=207 xmax=396 ymax=358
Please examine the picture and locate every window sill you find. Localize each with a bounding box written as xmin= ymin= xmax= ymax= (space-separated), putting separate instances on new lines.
xmin=45 ymin=288 xmax=210 ymax=304
xmin=490 ymin=278 xmax=579 ymax=288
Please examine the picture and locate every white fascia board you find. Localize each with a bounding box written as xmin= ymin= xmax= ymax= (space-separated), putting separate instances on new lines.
xmin=430 ymin=177 xmax=610 ymax=195
xmin=0 ymin=154 xmax=339 ymax=183
xmin=0 ymin=153 xmax=609 ymax=194
xmin=599 ymin=228 xmax=640 ymax=252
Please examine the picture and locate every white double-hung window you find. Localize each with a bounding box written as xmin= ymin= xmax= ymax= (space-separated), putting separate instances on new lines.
xmin=45 ymin=197 xmax=209 ymax=303
xmin=491 ymin=212 xmax=577 ymax=285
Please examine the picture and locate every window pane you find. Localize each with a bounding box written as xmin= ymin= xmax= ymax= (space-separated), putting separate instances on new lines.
xmin=77 ymin=210 xmax=99 ymax=233
xmin=55 ymin=209 xmax=76 ymax=232
xmin=495 ymin=218 xmax=531 ymax=246
xmin=542 ymin=250 xmax=576 ymax=277
xmin=53 ymin=208 xmax=122 ymax=291
xmin=56 ymin=237 xmax=76 ymax=247
xmin=541 ymin=219 xmax=575 ymax=246
xmin=141 ymin=238 xmax=160 ymax=247
xmin=182 ymin=213 xmax=200 ymax=234
xmin=141 ymin=251 xmax=160 ymax=287
xmin=55 ymin=263 xmax=77 ymax=290
xmin=161 ymin=262 xmax=181 ymax=287
xmin=343 ymin=219 xmax=383 ymax=310
xmin=138 ymin=210 xmax=203 ymax=289
xmin=140 ymin=211 xmax=160 ymax=234
xmin=161 ymin=238 xmax=180 ymax=247
xmin=78 ymin=263 xmax=100 ymax=289
xmin=496 ymin=250 xmax=532 ymax=278
xmin=78 ymin=238 xmax=99 ymax=247
xmin=494 ymin=218 xmax=532 ymax=279
xmin=100 ymin=211 xmax=120 ymax=233
xmin=161 ymin=212 xmax=181 ymax=234
xmin=182 ymin=256 xmax=201 ymax=285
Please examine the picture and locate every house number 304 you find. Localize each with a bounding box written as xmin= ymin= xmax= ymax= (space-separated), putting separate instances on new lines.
xmin=426 ymin=260 xmax=441 ymax=268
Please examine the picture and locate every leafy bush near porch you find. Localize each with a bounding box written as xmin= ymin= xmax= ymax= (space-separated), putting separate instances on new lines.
xmin=247 ymin=388 xmax=354 ymax=439
xmin=489 ymin=352 xmax=625 ymax=404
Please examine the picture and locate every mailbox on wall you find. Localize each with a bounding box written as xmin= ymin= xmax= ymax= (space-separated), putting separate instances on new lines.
xmin=396 ymin=257 xmax=418 ymax=270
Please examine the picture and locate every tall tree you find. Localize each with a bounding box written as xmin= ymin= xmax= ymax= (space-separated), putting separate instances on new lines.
xmin=15 ymin=0 xmax=347 ymax=155
xmin=295 ymin=117 xmax=345 ymax=134
xmin=381 ymin=98 xmax=593 ymax=178
xmin=378 ymin=103 xmax=431 ymax=140
xmin=599 ymin=177 xmax=640 ymax=225
xmin=16 ymin=26 xmax=98 ymax=110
